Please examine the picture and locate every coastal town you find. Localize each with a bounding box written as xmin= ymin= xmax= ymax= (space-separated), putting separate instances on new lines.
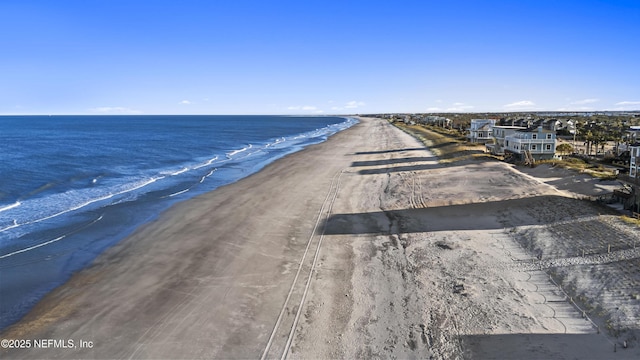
xmin=378 ymin=112 xmax=640 ymax=216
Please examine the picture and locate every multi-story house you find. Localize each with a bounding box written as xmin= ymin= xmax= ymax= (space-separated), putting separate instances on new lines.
xmin=467 ymin=119 xmax=496 ymax=143
xmin=504 ymin=121 xmax=557 ymax=161
xmin=627 ymin=126 xmax=640 ymax=143
xmin=486 ymin=125 xmax=526 ymax=155
xmin=630 ymin=143 xmax=640 ymax=178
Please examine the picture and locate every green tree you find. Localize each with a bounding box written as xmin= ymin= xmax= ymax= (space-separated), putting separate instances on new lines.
xmin=584 ymin=130 xmax=594 ymax=155
xmin=556 ymin=143 xmax=573 ymax=155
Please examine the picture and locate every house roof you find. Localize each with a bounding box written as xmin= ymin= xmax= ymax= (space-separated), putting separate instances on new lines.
xmin=492 ymin=125 xmax=526 ymax=129
xmin=518 ymin=126 xmax=554 ymax=133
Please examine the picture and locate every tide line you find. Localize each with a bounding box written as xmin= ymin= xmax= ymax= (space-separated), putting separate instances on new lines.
xmin=0 ymin=214 xmax=104 ymax=259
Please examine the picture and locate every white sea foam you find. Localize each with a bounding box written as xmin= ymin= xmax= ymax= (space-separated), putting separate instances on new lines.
xmin=168 ymin=189 xmax=190 ymax=197
xmin=0 ymin=215 xmax=103 ymax=259
xmin=265 ymin=137 xmax=286 ymax=148
xmin=200 ymin=169 xmax=217 ymax=183
xmin=193 ymin=156 xmax=219 ymax=169
xmin=226 ymin=144 xmax=252 ymax=158
xmin=0 ymin=220 xmax=19 ymax=233
xmin=0 ymin=202 xmax=21 ymax=213
xmin=171 ymin=167 xmax=189 ymax=176
xmin=0 ymin=177 xmax=164 ymax=234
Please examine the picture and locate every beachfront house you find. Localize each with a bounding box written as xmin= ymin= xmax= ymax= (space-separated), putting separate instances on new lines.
xmin=467 ymin=119 xmax=496 ymax=143
xmin=486 ymin=125 xmax=526 ymax=155
xmin=504 ymin=121 xmax=557 ymax=161
xmin=421 ymin=116 xmax=451 ymax=128
xmin=630 ymin=143 xmax=640 ymax=178
xmin=627 ymin=126 xmax=640 ymax=144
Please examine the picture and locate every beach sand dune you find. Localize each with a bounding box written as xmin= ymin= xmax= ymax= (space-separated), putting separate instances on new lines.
xmin=2 ymin=117 xmax=639 ymax=359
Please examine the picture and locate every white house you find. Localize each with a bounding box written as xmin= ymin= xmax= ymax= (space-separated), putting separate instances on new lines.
xmin=630 ymin=143 xmax=640 ymax=178
xmin=468 ymin=119 xmax=496 ymax=143
xmin=627 ymin=126 xmax=640 ymax=143
xmin=504 ymin=124 xmax=557 ymax=161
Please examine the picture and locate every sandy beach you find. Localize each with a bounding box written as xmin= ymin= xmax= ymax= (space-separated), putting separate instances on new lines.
xmin=2 ymin=117 xmax=639 ymax=359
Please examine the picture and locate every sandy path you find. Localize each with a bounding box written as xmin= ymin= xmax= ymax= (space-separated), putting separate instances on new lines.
xmin=3 ymin=117 xmax=639 ymax=359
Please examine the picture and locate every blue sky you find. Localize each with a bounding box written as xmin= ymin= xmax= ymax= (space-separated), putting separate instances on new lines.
xmin=1 ymin=0 xmax=639 ymax=115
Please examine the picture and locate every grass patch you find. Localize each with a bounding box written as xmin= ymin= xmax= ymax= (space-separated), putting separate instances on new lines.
xmin=538 ymin=157 xmax=618 ymax=180
xmin=620 ymin=215 xmax=640 ymax=227
xmin=393 ymin=122 xmax=496 ymax=164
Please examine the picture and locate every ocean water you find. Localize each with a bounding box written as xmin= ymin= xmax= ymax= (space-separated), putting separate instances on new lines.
xmin=0 ymin=115 xmax=357 ymax=329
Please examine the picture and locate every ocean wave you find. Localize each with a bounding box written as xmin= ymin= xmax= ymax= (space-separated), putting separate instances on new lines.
xmin=168 ymin=189 xmax=190 ymax=197
xmin=0 ymin=202 xmax=21 ymax=213
xmin=265 ymin=137 xmax=286 ymax=148
xmin=0 ymin=214 xmax=104 ymax=260
xmin=193 ymin=156 xmax=219 ymax=170
xmin=200 ymin=169 xmax=217 ymax=183
xmin=226 ymin=144 xmax=253 ymax=158
xmin=0 ymin=176 xmax=164 ymax=234
xmin=170 ymin=167 xmax=189 ymax=176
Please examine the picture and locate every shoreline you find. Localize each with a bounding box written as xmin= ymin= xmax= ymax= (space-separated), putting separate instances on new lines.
xmin=0 ymin=115 xmax=357 ymax=332
xmin=1 ymin=117 xmax=371 ymax=359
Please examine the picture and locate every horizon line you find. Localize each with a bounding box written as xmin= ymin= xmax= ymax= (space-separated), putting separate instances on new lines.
xmin=1 ymin=110 xmax=639 ymax=117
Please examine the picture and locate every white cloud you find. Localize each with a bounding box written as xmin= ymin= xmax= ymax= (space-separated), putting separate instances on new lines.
xmin=180 ymin=100 xmax=192 ymax=105
xmin=503 ymin=100 xmax=536 ymax=109
xmin=287 ymin=105 xmax=323 ymax=113
xmin=328 ymin=100 xmax=366 ymax=112
xmin=615 ymin=101 xmax=640 ymax=106
xmin=447 ymin=102 xmax=474 ymax=112
xmin=570 ymin=98 xmax=599 ymax=105
xmin=344 ymin=101 xmax=365 ymax=109
xmin=90 ymin=106 xmax=142 ymax=114
xmin=611 ymin=101 xmax=640 ymax=111
xmin=556 ymin=106 xmax=594 ymax=112
xmin=427 ymin=102 xmax=474 ymax=112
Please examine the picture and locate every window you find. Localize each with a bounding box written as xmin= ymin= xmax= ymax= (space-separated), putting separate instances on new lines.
xmin=532 ymin=134 xmax=537 ymax=139
xmin=546 ymin=133 xmax=552 ymax=140
xmin=546 ymin=144 xmax=552 ymax=151
xmin=531 ymin=144 xmax=537 ymax=150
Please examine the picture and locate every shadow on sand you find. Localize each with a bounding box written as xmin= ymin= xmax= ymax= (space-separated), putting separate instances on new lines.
xmin=462 ymin=332 xmax=636 ymax=359
xmin=351 ymin=156 xmax=438 ymax=168
xmin=323 ymin=195 xmax=602 ymax=235
xmin=353 ymin=148 xmax=426 ymax=155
